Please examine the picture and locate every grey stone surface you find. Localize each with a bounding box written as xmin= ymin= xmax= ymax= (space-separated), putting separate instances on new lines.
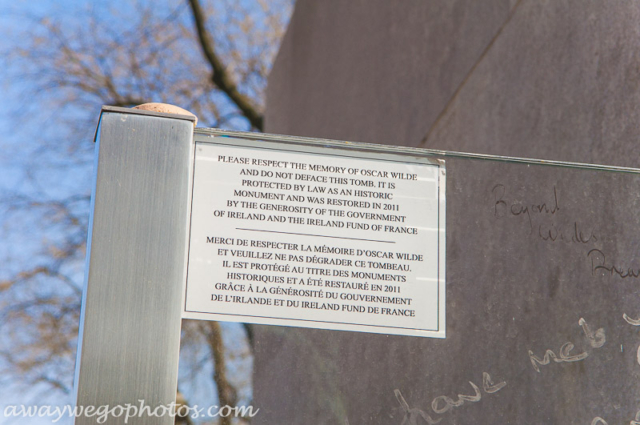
xmin=423 ymin=0 xmax=640 ymax=167
xmin=266 ymin=0 xmax=517 ymax=146
xmin=253 ymin=156 xmax=640 ymax=424
xmin=257 ymin=0 xmax=640 ymax=423
xmin=267 ymin=0 xmax=640 ymax=167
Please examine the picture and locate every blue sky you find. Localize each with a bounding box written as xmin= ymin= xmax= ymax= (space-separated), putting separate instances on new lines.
xmin=0 ymin=0 xmax=292 ymax=423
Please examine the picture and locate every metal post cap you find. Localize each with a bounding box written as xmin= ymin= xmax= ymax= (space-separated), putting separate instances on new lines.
xmin=133 ymin=103 xmax=198 ymax=125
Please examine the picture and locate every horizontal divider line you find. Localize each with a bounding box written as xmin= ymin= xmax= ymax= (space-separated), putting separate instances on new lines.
xmin=236 ymin=228 xmax=396 ymax=244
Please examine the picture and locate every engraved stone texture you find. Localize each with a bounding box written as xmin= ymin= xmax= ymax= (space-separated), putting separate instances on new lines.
xmin=258 ymin=0 xmax=640 ymax=423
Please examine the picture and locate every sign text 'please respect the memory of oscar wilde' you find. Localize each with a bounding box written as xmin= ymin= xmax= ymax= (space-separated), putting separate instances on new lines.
xmin=183 ymin=140 xmax=446 ymax=338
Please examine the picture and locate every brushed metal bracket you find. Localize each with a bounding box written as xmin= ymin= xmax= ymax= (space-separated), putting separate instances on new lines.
xmin=74 ymin=106 xmax=195 ymax=424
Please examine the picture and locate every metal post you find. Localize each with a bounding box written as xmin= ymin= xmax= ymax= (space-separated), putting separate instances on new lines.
xmin=73 ymin=106 xmax=195 ymax=424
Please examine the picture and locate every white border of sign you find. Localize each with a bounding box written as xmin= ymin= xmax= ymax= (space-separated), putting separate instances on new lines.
xmin=183 ymin=134 xmax=446 ymax=339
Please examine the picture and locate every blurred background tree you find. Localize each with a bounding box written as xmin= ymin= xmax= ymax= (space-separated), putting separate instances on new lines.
xmin=0 ymin=0 xmax=292 ymax=422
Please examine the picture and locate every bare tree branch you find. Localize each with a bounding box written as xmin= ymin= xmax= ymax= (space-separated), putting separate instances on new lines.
xmin=188 ymin=0 xmax=264 ymax=130
xmin=201 ymin=321 xmax=237 ymax=425
xmin=1 ymin=0 xmax=291 ymax=411
xmin=243 ymin=323 xmax=254 ymax=350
